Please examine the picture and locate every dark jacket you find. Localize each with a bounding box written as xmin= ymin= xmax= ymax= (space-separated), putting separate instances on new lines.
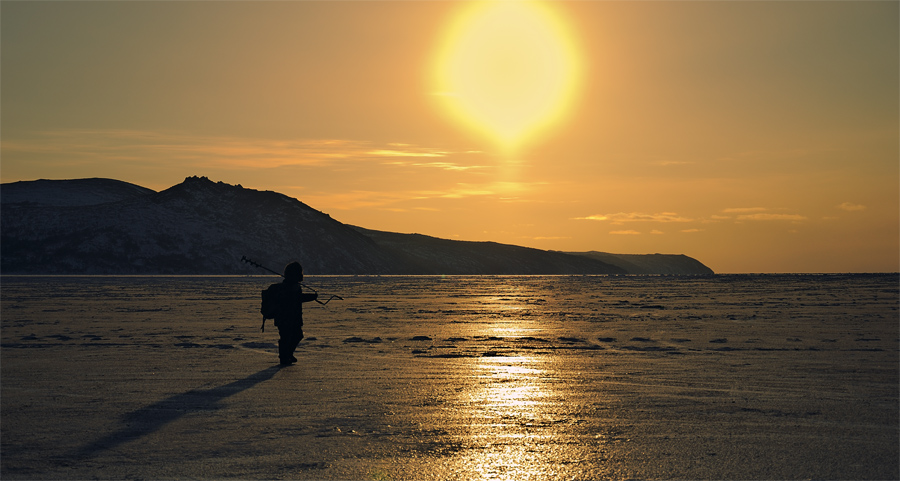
xmin=272 ymin=281 xmax=318 ymax=327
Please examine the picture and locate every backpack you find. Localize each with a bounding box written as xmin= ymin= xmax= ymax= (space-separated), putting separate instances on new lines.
xmin=259 ymin=284 xmax=283 ymax=332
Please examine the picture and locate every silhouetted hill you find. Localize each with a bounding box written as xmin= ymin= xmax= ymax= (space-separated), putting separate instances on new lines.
xmin=1 ymin=176 xmax=391 ymax=274
xmin=1 ymin=176 xmax=714 ymax=275
xmin=349 ymin=227 xmax=626 ymax=275
xmin=567 ymin=251 xmax=714 ymax=275
xmin=0 ymin=178 xmax=155 ymax=206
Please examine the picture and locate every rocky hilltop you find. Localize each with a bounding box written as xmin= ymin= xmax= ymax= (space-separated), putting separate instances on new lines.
xmin=1 ymin=176 xmax=714 ymax=275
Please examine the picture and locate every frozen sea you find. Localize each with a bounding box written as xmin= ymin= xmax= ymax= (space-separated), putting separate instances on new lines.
xmin=2 ymin=274 xmax=898 ymax=480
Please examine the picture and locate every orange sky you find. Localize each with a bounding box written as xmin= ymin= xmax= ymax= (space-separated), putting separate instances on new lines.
xmin=2 ymin=1 xmax=897 ymax=273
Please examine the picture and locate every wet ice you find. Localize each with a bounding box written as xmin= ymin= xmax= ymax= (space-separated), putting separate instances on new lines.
xmin=1 ymin=274 xmax=898 ymax=479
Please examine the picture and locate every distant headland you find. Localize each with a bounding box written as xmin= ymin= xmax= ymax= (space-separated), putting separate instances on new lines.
xmin=1 ymin=176 xmax=714 ymax=275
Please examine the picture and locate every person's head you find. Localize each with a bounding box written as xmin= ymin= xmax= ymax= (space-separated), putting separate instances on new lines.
xmin=283 ymin=261 xmax=303 ymax=283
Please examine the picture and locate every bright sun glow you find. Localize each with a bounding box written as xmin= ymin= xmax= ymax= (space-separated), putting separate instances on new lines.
xmin=434 ymin=1 xmax=581 ymax=152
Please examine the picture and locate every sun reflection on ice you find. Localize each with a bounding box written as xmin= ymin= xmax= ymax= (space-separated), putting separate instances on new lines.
xmin=454 ymin=355 xmax=565 ymax=480
xmin=462 ymin=282 xmax=549 ymax=338
xmin=474 ymin=357 xmax=545 ymax=413
xmin=426 ymin=279 xmax=610 ymax=479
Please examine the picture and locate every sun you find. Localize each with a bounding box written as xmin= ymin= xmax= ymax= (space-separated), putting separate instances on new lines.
xmin=433 ymin=1 xmax=581 ymax=152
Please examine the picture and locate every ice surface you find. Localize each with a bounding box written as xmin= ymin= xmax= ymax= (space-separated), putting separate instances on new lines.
xmin=2 ymin=274 xmax=898 ymax=479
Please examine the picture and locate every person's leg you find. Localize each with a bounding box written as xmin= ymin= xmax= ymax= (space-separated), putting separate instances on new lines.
xmin=286 ymin=325 xmax=304 ymax=362
xmin=277 ymin=323 xmax=303 ymax=364
xmin=277 ymin=325 xmax=293 ymax=364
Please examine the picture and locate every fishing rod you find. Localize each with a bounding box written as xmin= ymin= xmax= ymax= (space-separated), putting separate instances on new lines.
xmin=241 ymin=256 xmax=343 ymax=305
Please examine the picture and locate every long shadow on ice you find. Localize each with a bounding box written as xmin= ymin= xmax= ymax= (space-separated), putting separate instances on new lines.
xmin=72 ymin=366 xmax=282 ymax=460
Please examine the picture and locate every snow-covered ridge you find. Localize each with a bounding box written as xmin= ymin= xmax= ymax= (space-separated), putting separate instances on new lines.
xmin=1 ymin=176 xmax=713 ymax=275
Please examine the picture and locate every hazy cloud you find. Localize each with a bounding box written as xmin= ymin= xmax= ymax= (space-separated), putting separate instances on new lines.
xmin=367 ymin=150 xmax=446 ymax=158
xmin=575 ymin=212 xmax=693 ymax=224
xmin=577 ymin=208 xmax=811 ymax=229
xmin=383 ymin=160 xmax=486 ymax=172
xmin=610 ymin=230 xmax=641 ymax=235
xmin=434 ymin=188 xmax=495 ymax=199
xmin=724 ymin=207 xmax=806 ymax=222
xmin=736 ymin=213 xmax=807 ymax=221
xmin=2 ymin=130 xmax=373 ymax=168
xmin=722 ymin=207 xmax=768 ymax=213
xmin=574 ymin=215 xmax=610 ymax=221
xmin=301 ymin=190 xmax=426 ymax=210
xmin=1 ymin=129 xmax=480 ymax=171
xmin=837 ymin=202 xmax=866 ymax=212
xmin=302 ymin=180 xmax=539 ymax=211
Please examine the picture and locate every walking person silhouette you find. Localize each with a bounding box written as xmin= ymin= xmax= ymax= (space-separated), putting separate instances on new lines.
xmin=265 ymin=262 xmax=318 ymax=365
